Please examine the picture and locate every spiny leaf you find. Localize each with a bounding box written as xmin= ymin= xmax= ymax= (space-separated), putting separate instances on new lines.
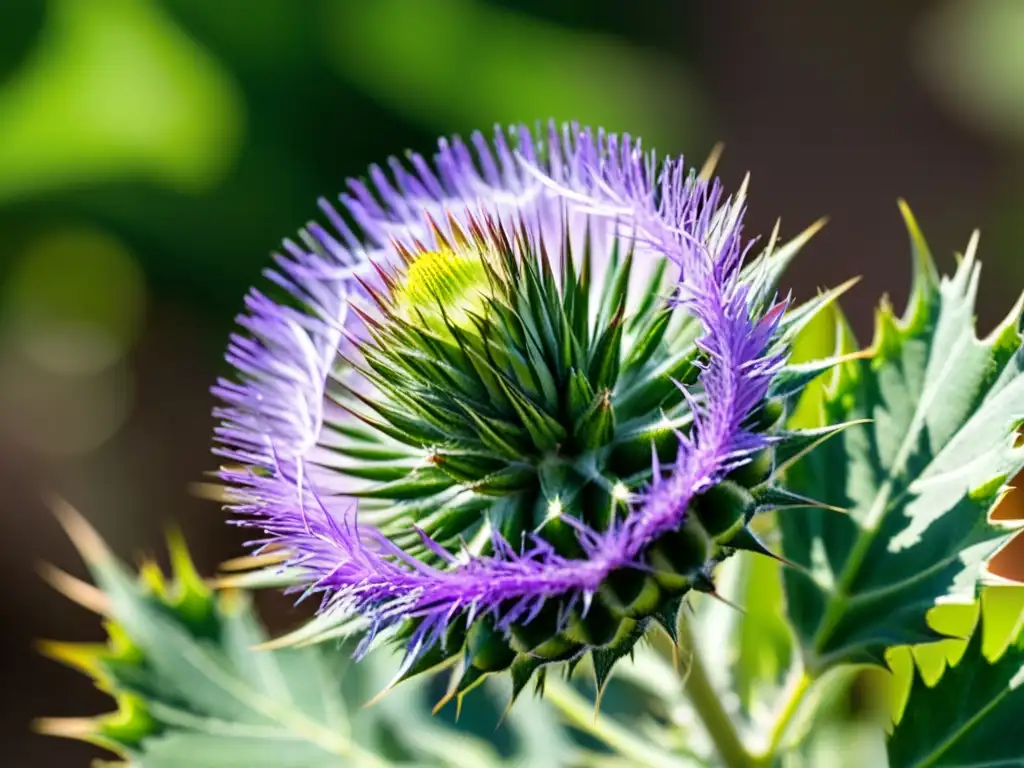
xmin=779 ymin=214 xmax=1024 ymax=673
xmin=887 ymin=594 xmax=1024 ymax=768
xmin=37 ymin=504 xmax=572 ymax=767
xmin=40 ymin=506 xmax=359 ymax=766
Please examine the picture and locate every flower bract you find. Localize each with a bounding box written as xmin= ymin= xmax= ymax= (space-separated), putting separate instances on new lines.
xmin=213 ymin=122 xmax=845 ymax=703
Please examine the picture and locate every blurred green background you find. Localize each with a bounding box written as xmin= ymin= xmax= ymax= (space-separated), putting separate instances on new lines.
xmin=3 ymin=0 xmax=1023 ymax=764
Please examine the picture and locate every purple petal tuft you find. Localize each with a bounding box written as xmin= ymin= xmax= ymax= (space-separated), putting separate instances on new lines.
xmin=212 ymin=122 xmax=789 ymax=662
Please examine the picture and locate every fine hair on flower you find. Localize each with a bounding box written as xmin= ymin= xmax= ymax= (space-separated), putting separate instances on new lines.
xmin=213 ymin=121 xmax=836 ymax=699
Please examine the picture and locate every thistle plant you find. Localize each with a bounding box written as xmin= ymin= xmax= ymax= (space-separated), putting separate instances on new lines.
xmin=40 ymin=123 xmax=1024 ymax=767
xmin=211 ymin=123 xmax=843 ymax=694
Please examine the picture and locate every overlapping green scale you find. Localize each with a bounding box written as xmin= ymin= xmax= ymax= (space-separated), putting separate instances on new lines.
xmin=224 ymin=205 xmax=859 ymax=704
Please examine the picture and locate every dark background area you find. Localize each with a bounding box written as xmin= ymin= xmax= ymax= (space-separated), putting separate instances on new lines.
xmin=1 ymin=1 xmax=1022 ymax=764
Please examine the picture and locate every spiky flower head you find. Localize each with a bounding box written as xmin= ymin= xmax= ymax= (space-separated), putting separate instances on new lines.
xmin=214 ymin=123 xmax=842 ymax=704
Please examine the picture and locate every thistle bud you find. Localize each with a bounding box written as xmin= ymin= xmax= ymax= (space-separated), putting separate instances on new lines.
xmin=213 ymin=122 xmax=832 ymax=702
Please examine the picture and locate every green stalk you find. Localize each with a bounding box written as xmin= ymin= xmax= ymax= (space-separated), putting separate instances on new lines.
xmin=755 ymin=669 xmax=812 ymax=764
xmin=544 ymin=677 xmax=690 ymax=768
xmin=676 ymin=617 xmax=755 ymax=768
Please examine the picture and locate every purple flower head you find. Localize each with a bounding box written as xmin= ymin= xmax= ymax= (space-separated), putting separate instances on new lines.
xmin=214 ymin=122 xmax=796 ymax=690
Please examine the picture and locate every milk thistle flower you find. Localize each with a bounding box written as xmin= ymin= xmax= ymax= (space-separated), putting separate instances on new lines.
xmin=213 ymin=123 xmax=840 ymax=701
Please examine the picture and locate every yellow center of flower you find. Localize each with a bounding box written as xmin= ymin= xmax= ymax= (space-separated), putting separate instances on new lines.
xmin=393 ymin=248 xmax=490 ymax=331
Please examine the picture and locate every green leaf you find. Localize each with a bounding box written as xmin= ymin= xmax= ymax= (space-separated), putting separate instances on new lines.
xmin=36 ymin=502 xmax=572 ymax=767
xmin=887 ymin=592 xmax=1024 ymax=768
xmin=883 ymin=586 xmax=1024 ymax=724
xmin=779 ymin=211 xmax=1024 ymax=673
xmin=40 ymin=518 xmax=360 ymax=766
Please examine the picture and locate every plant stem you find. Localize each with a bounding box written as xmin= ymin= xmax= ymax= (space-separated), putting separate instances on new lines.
xmin=544 ymin=677 xmax=690 ymax=768
xmin=755 ymin=668 xmax=812 ymax=765
xmin=676 ymin=617 xmax=754 ymax=768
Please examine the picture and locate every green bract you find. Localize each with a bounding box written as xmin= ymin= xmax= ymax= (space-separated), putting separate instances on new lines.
xmin=265 ymin=204 xmax=851 ymax=699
